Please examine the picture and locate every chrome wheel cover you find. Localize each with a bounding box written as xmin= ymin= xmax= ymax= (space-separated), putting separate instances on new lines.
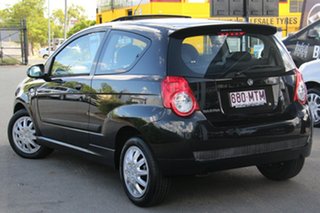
xmin=12 ymin=116 xmax=40 ymax=154
xmin=308 ymin=92 xmax=320 ymax=124
xmin=123 ymin=146 xmax=149 ymax=198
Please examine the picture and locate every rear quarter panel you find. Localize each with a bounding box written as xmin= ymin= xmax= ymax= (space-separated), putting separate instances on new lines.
xmin=300 ymin=60 xmax=320 ymax=84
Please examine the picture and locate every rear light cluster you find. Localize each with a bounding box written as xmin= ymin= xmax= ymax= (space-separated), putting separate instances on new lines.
xmin=161 ymin=76 xmax=199 ymax=117
xmin=294 ymin=69 xmax=307 ymax=105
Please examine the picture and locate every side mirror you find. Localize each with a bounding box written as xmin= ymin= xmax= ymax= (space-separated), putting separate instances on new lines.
xmin=27 ymin=64 xmax=46 ymax=79
xmin=307 ymin=29 xmax=319 ymax=39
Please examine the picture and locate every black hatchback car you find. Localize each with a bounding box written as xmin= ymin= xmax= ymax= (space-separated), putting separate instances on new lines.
xmin=8 ymin=16 xmax=313 ymax=207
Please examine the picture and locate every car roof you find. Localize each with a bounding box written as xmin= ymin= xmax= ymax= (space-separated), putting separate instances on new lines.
xmin=92 ymin=18 xmax=234 ymax=33
xmin=76 ymin=17 xmax=276 ymax=39
xmin=112 ymin=18 xmax=229 ymax=29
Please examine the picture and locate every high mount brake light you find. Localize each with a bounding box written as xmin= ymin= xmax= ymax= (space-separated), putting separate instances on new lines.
xmin=161 ymin=76 xmax=199 ymax=117
xmin=218 ymin=31 xmax=246 ymax=36
xmin=294 ymin=69 xmax=307 ymax=105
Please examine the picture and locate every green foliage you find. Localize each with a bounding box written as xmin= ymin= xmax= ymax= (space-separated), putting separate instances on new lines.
xmin=67 ymin=20 xmax=96 ymax=37
xmin=67 ymin=5 xmax=86 ymax=22
xmin=52 ymin=4 xmax=89 ymax=38
xmin=52 ymin=5 xmax=87 ymax=26
xmin=28 ymin=15 xmax=48 ymax=45
xmin=10 ymin=0 xmax=45 ymax=19
xmin=0 ymin=9 xmax=12 ymax=27
xmin=0 ymin=1 xmax=93 ymax=55
xmin=0 ymin=57 xmax=20 ymax=65
xmin=0 ymin=0 xmax=47 ymax=53
xmin=52 ymin=9 xmax=65 ymax=26
xmin=51 ymin=22 xmax=63 ymax=38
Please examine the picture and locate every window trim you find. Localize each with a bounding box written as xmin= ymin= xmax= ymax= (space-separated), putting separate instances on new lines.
xmin=94 ymin=29 xmax=151 ymax=75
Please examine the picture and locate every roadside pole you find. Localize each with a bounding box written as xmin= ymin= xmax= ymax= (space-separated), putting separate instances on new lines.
xmin=48 ymin=0 xmax=51 ymax=57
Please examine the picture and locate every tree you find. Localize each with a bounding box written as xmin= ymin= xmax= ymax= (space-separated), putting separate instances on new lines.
xmin=0 ymin=0 xmax=47 ymax=55
xmin=0 ymin=1 xmax=95 ymax=55
xmin=51 ymin=4 xmax=88 ymax=38
xmin=67 ymin=20 xmax=96 ymax=37
xmin=51 ymin=22 xmax=63 ymax=39
xmin=67 ymin=4 xmax=86 ymax=21
xmin=52 ymin=9 xmax=64 ymax=26
xmin=0 ymin=9 xmax=12 ymax=27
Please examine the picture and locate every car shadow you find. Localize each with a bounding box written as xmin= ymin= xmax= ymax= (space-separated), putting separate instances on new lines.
xmin=44 ymin=150 xmax=304 ymax=209
xmin=4 ymin=147 xmax=310 ymax=212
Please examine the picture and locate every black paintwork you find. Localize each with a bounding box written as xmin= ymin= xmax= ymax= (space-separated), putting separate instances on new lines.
xmin=12 ymin=18 xmax=313 ymax=175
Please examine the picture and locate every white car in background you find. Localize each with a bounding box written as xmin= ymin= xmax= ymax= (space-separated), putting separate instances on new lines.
xmin=300 ymin=59 xmax=320 ymax=125
xmin=38 ymin=47 xmax=55 ymax=59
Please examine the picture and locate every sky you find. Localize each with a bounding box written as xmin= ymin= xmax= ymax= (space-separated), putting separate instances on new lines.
xmin=0 ymin=0 xmax=97 ymax=20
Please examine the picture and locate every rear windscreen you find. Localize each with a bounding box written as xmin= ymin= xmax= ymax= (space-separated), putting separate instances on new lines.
xmin=168 ymin=32 xmax=294 ymax=78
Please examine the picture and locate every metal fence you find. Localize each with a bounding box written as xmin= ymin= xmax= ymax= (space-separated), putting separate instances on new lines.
xmin=0 ymin=19 xmax=28 ymax=65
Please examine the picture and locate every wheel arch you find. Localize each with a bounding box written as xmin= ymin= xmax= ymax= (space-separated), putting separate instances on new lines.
xmin=114 ymin=126 xmax=142 ymax=170
xmin=14 ymin=102 xmax=26 ymax=113
xmin=305 ymin=81 xmax=320 ymax=90
xmin=13 ymin=100 xmax=41 ymax=134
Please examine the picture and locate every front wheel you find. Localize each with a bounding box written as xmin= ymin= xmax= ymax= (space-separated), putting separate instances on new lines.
xmin=257 ymin=157 xmax=305 ymax=181
xmin=119 ymin=137 xmax=170 ymax=207
xmin=7 ymin=109 xmax=53 ymax=159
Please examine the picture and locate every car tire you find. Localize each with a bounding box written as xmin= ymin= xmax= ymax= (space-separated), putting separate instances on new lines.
xmin=43 ymin=54 xmax=48 ymax=59
xmin=307 ymin=88 xmax=320 ymax=126
xmin=7 ymin=109 xmax=53 ymax=159
xmin=257 ymin=157 xmax=305 ymax=181
xmin=119 ymin=137 xmax=171 ymax=207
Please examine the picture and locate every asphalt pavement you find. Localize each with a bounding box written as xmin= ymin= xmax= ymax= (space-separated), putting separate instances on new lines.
xmin=0 ymin=63 xmax=320 ymax=213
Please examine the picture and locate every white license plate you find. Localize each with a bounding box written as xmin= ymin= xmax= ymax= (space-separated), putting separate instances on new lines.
xmin=229 ymin=89 xmax=267 ymax=108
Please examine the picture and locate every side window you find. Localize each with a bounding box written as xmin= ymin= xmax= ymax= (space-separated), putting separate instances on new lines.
xmin=96 ymin=31 xmax=149 ymax=74
xmin=297 ymin=23 xmax=320 ymax=41
xmin=51 ymin=32 xmax=104 ymax=77
xmin=308 ymin=22 xmax=320 ymax=40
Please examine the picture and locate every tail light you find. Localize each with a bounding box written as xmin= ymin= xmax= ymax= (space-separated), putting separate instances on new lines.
xmin=161 ymin=76 xmax=199 ymax=117
xmin=294 ymin=69 xmax=307 ymax=105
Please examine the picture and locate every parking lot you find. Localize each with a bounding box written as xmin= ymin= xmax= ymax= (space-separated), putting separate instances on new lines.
xmin=1 ymin=64 xmax=320 ymax=213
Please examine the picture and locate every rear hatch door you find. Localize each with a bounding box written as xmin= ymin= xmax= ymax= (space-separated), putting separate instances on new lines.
xmin=168 ymin=23 xmax=297 ymax=127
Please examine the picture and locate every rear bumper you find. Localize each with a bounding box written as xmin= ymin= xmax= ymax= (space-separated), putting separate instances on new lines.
xmin=142 ymin=107 xmax=313 ymax=176
xmin=158 ymin=142 xmax=311 ymax=176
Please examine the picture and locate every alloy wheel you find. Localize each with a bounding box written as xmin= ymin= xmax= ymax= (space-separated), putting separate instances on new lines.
xmin=123 ymin=145 xmax=149 ymax=198
xmin=12 ymin=116 xmax=40 ymax=154
xmin=308 ymin=92 xmax=320 ymax=124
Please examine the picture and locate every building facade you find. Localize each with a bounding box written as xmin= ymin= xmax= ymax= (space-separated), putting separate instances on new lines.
xmin=96 ymin=0 xmax=304 ymax=36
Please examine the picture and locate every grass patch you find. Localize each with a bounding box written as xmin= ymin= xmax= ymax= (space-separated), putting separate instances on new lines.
xmin=0 ymin=57 xmax=20 ymax=65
